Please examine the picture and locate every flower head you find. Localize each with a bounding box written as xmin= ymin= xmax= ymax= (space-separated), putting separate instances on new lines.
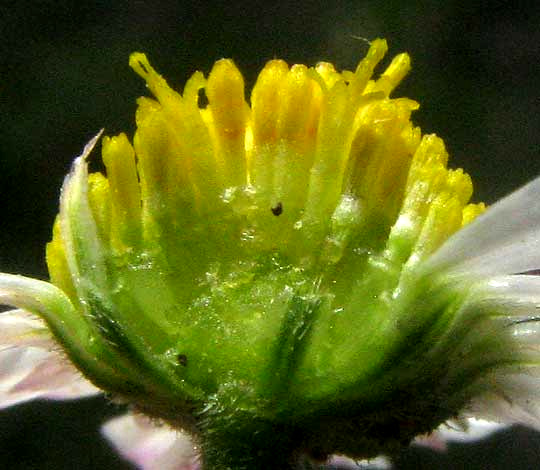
xmin=2 ymin=39 xmax=540 ymax=469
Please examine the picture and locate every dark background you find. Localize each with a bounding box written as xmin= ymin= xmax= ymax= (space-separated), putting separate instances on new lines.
xmin=1 ymin=1 xmax=540 ymax=468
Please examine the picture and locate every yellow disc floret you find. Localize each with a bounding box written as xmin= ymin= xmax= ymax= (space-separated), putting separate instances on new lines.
xmin=49 ymin=39 xmax=484 ymax=292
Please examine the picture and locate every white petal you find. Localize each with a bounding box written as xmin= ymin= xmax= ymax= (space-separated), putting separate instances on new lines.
xmin=0 ymin=309 xmax=99 ymax=408
xmin=102 ymin=413 xmax=199 ymax=470
xmin=329 ymin=455 xmax=392 ymax=469
xmin=476 ymin=276 xmax=540 ymax=331
xmin=0 ymin=308 xmax=51 ymax=348
xmin=469 ymin=276 xmax=540 ymax=360
xmin=467 ymin=367 xmax=540 ymax=430
xmin=439 ymin=276 xmax=540 ymax=429
xmin=424 ymin=176 xmax=540 ymax=276
xmin=415 ymin=418 xmax=507 ymax=451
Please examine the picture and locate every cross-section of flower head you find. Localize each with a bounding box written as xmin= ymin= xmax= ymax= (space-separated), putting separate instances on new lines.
xmin=1 ymin=39 xmax=540 ymax=469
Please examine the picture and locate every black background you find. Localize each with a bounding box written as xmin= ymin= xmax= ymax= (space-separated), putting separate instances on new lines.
xmin=1 ymin=1 xmax=540 ymax=468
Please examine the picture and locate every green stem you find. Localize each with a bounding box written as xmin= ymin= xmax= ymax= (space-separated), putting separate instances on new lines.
xmin=197 ymin=294 xmax=325 ymax=469
xmin=199 ymin=418 xmax=300 ymax=470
